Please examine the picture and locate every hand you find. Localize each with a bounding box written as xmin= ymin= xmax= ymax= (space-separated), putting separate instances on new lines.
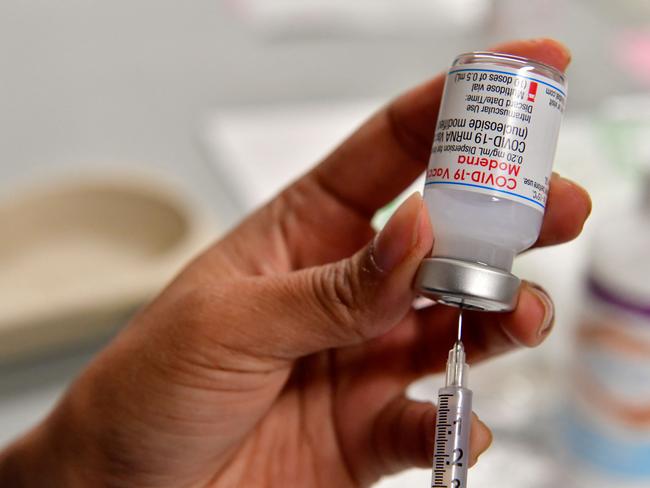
xmin=0 ymin=38 xmax=590 ymax=488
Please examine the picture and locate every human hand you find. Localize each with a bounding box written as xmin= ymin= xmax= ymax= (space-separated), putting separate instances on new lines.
xmin=0 ymin=38 xmax=590 ymax=488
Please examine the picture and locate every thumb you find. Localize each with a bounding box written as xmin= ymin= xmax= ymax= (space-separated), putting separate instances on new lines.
xmin=235 ymin=192 xmax=433 ymax=359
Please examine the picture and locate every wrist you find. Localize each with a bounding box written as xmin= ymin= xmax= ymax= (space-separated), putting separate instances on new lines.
xmin=0 ymin=426 xmax=66 ymax=487
xmin=0 ymin=410 xmax=94 ymax=488
xmin=0 ymin=435 xmax=30 ymax=487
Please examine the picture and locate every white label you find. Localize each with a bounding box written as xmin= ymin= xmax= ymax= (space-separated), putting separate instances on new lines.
xmin=425 ymin=63 xmax=566 ymax=212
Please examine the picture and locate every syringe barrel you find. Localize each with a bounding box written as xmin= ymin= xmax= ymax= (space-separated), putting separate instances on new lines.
xmin=432 ymin=386 xmax=473 ymax=488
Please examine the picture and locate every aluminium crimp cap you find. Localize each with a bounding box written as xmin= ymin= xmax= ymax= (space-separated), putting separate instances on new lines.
xmin=415 ymin=257 xmax=521 ymax=312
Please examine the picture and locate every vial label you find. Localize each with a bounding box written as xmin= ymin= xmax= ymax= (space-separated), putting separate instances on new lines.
xmin=426 ymin=63 xmax=566 ymax=212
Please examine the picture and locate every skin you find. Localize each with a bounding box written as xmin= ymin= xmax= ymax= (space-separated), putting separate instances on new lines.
xmin=0 ymin=38 xmax=591 ymax=488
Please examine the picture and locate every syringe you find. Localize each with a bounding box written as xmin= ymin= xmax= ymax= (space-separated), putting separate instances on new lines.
xmin=432 ymin=310 xmax=472 ymax=488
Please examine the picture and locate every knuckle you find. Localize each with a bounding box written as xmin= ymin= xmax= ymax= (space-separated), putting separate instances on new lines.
xmin=263 ymin=179 xmax=317 ymax=270
xmin=309 ymin=260 xmax=371 ymax=340
xmin=171 ymin=284 xmax=219 ymax=327
xmin=159 ymin=281 xmax=270 ymax=367
xmin=158 ymin=285 xmax=221 ymax=350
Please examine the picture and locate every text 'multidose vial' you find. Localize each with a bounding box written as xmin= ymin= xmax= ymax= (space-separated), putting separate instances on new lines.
xmin=416 ymin=52 xmax=567 ymax=312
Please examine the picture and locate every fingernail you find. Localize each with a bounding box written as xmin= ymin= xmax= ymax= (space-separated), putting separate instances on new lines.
xmin=551 ymin=173 xmax=593 ymax=218
xmin=565 ymin=178 xmax=593 ymax=218
xmin=373 ymin=193 xmax=424 ymax=272
xmin=547 ymin=39 xmax=572 ymax=64
xmin=530 ymin=38 xmax=572 ymax=65
xmin=528 ymin=282 xmax=555 ymax=337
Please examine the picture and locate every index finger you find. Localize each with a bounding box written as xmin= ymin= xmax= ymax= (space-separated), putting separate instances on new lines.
xmin=309 ymin=38 xmax=572 ymax=218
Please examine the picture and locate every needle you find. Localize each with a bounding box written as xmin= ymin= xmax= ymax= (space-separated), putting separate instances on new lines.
xmin=434 ymin=312 xmax=472 ymax=488
xmin=457 ymin=308 xmax=463 ymax=342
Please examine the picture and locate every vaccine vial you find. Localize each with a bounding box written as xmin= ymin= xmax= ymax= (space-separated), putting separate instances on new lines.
xmin=415 ymin=51 xmax=567 ymax=311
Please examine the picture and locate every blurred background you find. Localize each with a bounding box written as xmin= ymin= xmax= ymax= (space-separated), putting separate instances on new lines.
xmin=2 ymin=1 xmax=650 ymax=486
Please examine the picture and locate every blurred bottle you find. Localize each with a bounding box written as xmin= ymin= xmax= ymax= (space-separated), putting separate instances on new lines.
xmin=564 ymin=170 xmax=650 ymax=487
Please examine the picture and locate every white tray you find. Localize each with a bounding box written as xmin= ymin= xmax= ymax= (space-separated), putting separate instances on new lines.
xmin=0 ymin=171 xmax=217 ymax=362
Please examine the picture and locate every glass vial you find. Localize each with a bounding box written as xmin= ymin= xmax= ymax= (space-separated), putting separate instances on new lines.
xmin=415 ymin=51 xmax=568 ymax=311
